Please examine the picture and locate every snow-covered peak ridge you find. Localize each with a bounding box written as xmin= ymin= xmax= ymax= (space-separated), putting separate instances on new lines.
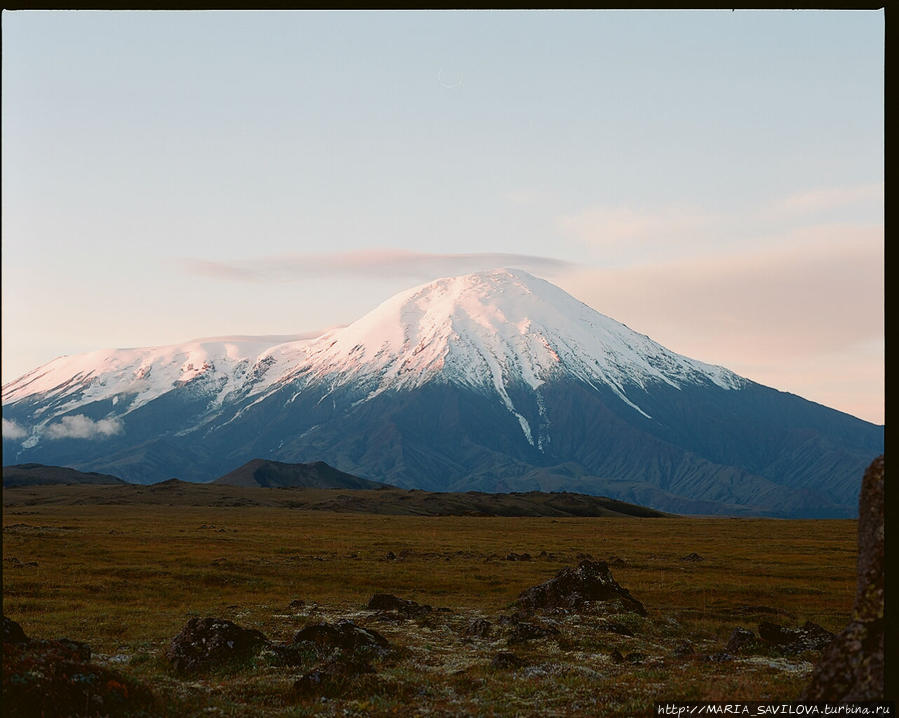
xmin=291 ymin=268 xmax=745 ymax=400
xmin=1 ymin=335 xmax=314 ymax=410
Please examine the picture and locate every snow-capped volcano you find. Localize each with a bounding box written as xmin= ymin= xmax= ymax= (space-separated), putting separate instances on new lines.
xmin=290 ymin=269 xmax=742 ymax=417
xmin=2 ymin=269 xmax=883 ymax=517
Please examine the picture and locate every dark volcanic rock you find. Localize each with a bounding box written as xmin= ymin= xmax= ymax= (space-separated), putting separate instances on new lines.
xmin=725 ymin=627 xmax=761 ymax=654
xmin=506 ymin=620 xmax=561 ymax=644
xmin=293 ymin=656 xmax=375 ymax=697
xmin=673 ymin=641 xmax=694 ymax=657
xmin=758 ymin=621 xmax=834 ymax=654
xmin=515 ymin=560 xmax=647 ymax=615
xmin=167 ymin=617 xmax=268 ymax=676
xmin=465 ymin=618 xmax=493 ymax=639
xmin=2 ymin=634 xmax=158 ymax=717
xmin=3 ymin=615 xmax=29 ymax=643
xmin=367 ymin=593 xmax=432 ymax=617
xmin=803 ymin=455 xmax=885 ymax=701
xmin=680 ymin=552 xmax=704 ymax=562
xmin=491 ymin=652 xmax=525 ymax=669
xmin=293 ymin=620 xmax=390 ymax=655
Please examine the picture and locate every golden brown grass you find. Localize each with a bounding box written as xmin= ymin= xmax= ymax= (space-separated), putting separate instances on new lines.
xmin=2 ymin=503 xmax=856 ymax=716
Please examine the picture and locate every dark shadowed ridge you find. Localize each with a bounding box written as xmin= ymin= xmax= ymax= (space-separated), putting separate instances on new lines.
xmin=211 ymin=459 xmax=389 ymax=490
xmin=1 ymin=463 xmax=126 ymax=488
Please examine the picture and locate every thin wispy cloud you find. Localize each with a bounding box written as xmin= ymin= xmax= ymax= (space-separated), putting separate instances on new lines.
xmin=771 ymin=182 xmax=884 ymax=216
xmin=557 ymin=223 xmax=883 ymax=422
xmin=559 ymin=205 xmax=714 ymax=249
xmin=179 ymin=250 xmax=574 ymax=283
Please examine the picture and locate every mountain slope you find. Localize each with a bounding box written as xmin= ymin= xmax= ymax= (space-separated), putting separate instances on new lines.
xmin=1 ymin=269 xmax=883 ymax=516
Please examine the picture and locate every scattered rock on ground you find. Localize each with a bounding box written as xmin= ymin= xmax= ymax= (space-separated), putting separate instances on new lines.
xmin=167 ymin=617 xmax=268 ymax=676
xmin=293 ymin=620 xmax=390 ymax=656
xmin=726 ymin=627 xmax=761 ymax=654
xmin=491 ymin=652 xmax=525 ymax=669
xmin=288 ymin=599 xmax=306 ymax=610
xmin=680 ymin=553 xmax=704 ymax=562
xmin=758 ymin=621 xmax=834 ymax=654
xmin=3 ymin=615 xmax=29 ymax=643
xmin=2 ymin=627 xmax=158 ymax=717
xmin=464 ymin=618 xmax=492 ymax=639
xmin=293 ymin=655 xmax=375 ymax=698
xmin=506 ymin=619 xmax=561 ymax=644
xmin=802 ymin=454 xmax=885 ymax=701
xmin=367 ymin=593 xmax=432 ymax=617
xmin=673 ymin=641 xmax=694 ymax=657
xmin=515 ymin=560 xmax=647 ymax=615
xmin=505 ymin=552 xmax=532 ymax=561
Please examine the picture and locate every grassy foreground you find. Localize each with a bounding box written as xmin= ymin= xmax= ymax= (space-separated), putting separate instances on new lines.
xmin=2 ymin=503 xmax=856 ymax=716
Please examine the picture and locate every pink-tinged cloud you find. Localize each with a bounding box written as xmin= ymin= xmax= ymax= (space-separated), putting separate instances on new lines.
xmin=772 ymin=182 xmax=884 ymax=216
xmin=557 ymin=224 xmax=883 ymax=423
xmin=559 ymin=204 xmax=714 ymax=248
xmin=179 ymin=250 xmax=573 ymax=282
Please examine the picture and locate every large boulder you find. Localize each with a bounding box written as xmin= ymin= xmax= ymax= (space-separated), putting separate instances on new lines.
xmin=802 ymin=455 xmax=884 ymax=701
xmin=167 ymin=617 xmax=268 ymax=676
xmin=292 ymin=620 xmax=390 ymax=655
xmin=2 ymin=615 xmax=29 ymax=644
xmin=757 ymin=621 xmax=834 ymax=654
xmin=2 ymin=628 xmax=157 ymax=717
xmin=515 ymin=560 xmax=647 ymax=615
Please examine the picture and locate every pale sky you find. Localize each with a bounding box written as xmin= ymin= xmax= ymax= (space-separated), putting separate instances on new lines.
xmin=1 ymin=10 xmax=884 ymax=424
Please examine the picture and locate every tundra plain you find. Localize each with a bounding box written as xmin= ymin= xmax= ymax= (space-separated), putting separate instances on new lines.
xmin=2 ymin=490 xmax=856 ymax=717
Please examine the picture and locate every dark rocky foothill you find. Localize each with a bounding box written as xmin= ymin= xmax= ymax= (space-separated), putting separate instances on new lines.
xmin=367 ymin=593 xmax=432 ymax=617
xmin=293 ymin=620 xmax=390 ymax=655
xmin=504 ymin=552 xmax=532 ymax=561
xmin=167 ymin=617 xmax=268 ymax=676
xmin=2 ymin=621 xmax=158 ymax=718
xmin=293 ymin=655 xmax=376 ymax=698
xmin=803 ymin=455 xmax=885 ymax=702
xmin=515 ymin=560 xmax=647 ymax=616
